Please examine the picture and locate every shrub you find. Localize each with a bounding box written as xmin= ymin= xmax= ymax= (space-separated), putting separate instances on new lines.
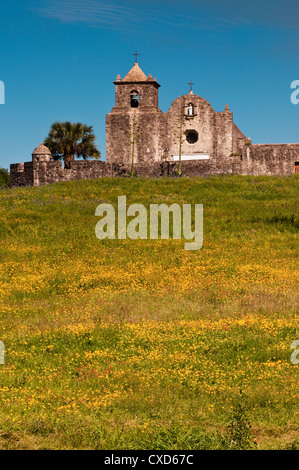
xmin=226 ymin=390 xmax=257 ymax=450
xmin=0 ymin=167 xmax=10 ymax=189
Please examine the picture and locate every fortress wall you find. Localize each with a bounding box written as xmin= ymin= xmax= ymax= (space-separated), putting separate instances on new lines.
xmin=10 ymin=143 xmax=299 ymax=188
xmin=34 ymin=160 xmax=114 ymax=186
xmin=10 ymin=162 xmax=34 ymax=187
xmin=241 ymin=143 xmax=299 ymax=175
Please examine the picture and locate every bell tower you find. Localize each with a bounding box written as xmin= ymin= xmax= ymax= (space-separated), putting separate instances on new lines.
xmin=106 ymin=55 xmax=165 ymax=165
xmin=111 ymin=61 xmax=161 ymax=112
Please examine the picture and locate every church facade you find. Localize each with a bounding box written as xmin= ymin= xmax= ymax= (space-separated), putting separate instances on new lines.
xmin=106 ymin=61 xmax=247 ymax=166
xmin=10 ymin=60 xmax=299 ymax=187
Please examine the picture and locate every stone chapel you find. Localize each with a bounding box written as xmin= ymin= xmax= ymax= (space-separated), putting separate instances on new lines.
xmin=10 ymin=58 xmax=299 ymax=187
xmin=106 ymin=60 xmax=248 ymax=165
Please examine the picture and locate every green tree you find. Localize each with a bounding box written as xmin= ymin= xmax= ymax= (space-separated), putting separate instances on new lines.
xmin=0 ymin=167 xmax=10 ymax=189
xmin=44 ymin=121 xmax=100 ymax=168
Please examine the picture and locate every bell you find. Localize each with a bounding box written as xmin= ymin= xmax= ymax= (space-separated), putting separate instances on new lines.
xmin=130 ymin=91 xmax=139 ymax=108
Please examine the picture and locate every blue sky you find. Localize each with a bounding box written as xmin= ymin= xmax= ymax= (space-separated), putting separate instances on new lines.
xmin=1 ymin=0 xmax=299 ymax=169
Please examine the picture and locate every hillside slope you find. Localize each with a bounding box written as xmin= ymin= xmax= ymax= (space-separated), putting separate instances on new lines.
xmin=0 ymin=175 xmax=298 ymax=449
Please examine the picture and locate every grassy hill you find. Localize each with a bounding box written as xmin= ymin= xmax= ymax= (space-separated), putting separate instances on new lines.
xmin=0 ymin=175 xmax=298 ymax=449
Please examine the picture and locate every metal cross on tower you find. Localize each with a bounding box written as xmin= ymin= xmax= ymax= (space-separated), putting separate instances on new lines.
xmin=133 ymin=51 xmax=140 ymax=63
xmin=188 ymin=81 xmax=194 ymax=93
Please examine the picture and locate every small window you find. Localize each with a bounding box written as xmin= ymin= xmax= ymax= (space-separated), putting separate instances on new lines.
xmin=295 ymin=162 xmax=299 ymax=174
xmin=130 ymin=90 xmax=139 ymax=108
xmin=185 ymin=130 xmax=198 ymax=144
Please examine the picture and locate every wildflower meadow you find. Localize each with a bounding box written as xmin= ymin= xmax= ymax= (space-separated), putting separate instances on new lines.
xmin=0 ymin=175 xmax=298 ymax=449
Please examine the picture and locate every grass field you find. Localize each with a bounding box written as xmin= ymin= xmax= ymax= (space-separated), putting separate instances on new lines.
xmin=0 ymin=175 xmax=298 ymax=450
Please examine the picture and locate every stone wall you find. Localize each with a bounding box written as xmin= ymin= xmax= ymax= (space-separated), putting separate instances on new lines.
xmin=10 ymin=142 xmax=299 ymax=187
xmin=243 ymin=144 xmax=299 ymax=175
xmin=106 ymin=111 xmax=168 ymax=165
xmin=10 ymin=162 xmax=34 ymax=187
xmin=10 ymin=159 xmax=167 ymax=187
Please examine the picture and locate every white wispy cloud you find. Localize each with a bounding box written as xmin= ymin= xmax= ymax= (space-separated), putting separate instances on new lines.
xmin=36 ymin=0 xmax=136 ymax=27
xmin=35 ymin=0 xmax=246 ymax=32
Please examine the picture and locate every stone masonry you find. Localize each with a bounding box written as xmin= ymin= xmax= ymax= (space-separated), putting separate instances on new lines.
xmin=10 ymin=61 xmax=299 ymax=187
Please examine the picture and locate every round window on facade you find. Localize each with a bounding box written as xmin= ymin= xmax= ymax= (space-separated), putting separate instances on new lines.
xmin=185 ymin=130 xmax=198 ymax=144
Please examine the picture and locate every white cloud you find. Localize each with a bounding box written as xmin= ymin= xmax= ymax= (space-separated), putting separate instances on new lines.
xmin=36 ymin=0 xmax=245 ymax=32
xmin=36 ymin=0 xmax=299 ymax=33
xmin=37 ymin=0 xmax=135 ymax=27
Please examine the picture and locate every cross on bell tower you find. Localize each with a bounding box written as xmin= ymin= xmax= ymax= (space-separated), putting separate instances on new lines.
xmin=133 ymin=50 xmax=140 ymax=64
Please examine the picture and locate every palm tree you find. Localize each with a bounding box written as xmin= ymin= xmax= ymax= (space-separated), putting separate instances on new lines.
xmin=44 ymin=121 xmax=100 ymax=168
